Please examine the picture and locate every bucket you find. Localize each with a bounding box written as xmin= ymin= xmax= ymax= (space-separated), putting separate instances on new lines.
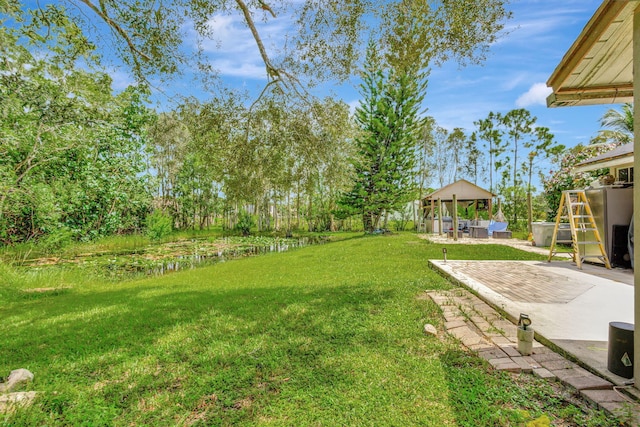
xmin=607 ymin=321 xmax=634 ymax=378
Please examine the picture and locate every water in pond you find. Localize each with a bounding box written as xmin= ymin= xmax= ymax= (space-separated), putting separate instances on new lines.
xmin=23 ymin=236 xmax=326 ymax=279
xmin=151 ymin=236 xmax=325 ymax=275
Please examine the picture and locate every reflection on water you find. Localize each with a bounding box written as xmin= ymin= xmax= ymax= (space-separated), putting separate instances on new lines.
xmin=19 ymin=236 xmax=327 ymax=279
xmin=147 ymin=237 xmax=323 ymax=276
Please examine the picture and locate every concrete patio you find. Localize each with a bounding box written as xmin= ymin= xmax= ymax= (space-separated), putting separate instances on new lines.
xmin=422 ymin=234 xmax=635 ymax=386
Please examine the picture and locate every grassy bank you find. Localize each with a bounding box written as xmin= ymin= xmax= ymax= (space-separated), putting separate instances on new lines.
xmin=0 ymin=233 xmax=616 ymax=426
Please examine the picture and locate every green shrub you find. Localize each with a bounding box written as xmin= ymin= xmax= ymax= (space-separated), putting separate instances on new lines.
xmin=145 ymin=210 xmax=173 ymax=240
xmin=39 ymin=227 xmax=73 ymax=254
xmin=234 ymin=211 xmax=254 ymax=236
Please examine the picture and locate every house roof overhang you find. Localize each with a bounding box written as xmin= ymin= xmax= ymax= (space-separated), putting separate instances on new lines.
xmin=546 ymin=1 xmax=637 ymax=108
xmin=546 ymin=0 xmax=640 ymax=390
xmin=573 ymin=143 xmax=634 ymax=173
xmin=573 ymin=154 xmax=634 ymax=172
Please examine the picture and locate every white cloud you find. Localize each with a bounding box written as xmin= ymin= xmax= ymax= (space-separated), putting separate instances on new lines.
xmin=429 ymin=99 xmax=511 ymax=132
xmin=109 ymin=69 xmax=135 ymax=91
xmin=201 ymin=15 xmax=257 ymax=55
xmin=214 ymin=59 xmax=267 ymax=80
xmin=191 ymin=13 xmax=290 ymax=81
xmin=501 ymin=73 xmax=529 ymax=91
xmin=515 ymin=82 xmax=552 ymax=107
xmin=346 ymin=99 xmax=360 ymax=114
xmin=500 ymin=4 xmax=595 ymax=47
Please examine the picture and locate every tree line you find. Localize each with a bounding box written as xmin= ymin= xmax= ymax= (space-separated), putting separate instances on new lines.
xmin=0 ymin=30 xmax=567 ymax=243
xmin=0 ymin=17 xmax=566 ymax=242
xmin=4 ymin=0 xmax=590 ymax=242
xmin=0 ymin=27 xmax=152 ymax=244
xmin=0 ymin=35 xmax=359 ymax=243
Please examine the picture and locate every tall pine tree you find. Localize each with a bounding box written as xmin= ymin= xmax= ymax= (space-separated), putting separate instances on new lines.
xmin=341 ymin=44 xmax=425 ymax=231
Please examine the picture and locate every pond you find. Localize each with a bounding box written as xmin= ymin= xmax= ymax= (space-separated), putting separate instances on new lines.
xmin=19 ymin=235 xmax=327 ymax=280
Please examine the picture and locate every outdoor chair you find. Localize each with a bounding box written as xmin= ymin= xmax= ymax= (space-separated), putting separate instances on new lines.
xmin=488 ymin=220 xmax=510 ymax=238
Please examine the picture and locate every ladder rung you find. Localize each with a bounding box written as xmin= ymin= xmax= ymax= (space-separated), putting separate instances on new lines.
xmin=575 ymin=241 xmax=602 ymax=245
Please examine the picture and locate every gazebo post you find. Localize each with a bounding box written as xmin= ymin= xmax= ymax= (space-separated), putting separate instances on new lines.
xmin=452 ymin=194 xmax=458 ymax=241
xmin=430 ymin=198 xmax=435 ymax=233
xmin=437 ymin=198 xmax=443 ymax=236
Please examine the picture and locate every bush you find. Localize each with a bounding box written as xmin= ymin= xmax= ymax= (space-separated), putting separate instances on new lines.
xmin=39 ymin=227 xmax=73 ymax=254
xmin=234 ymin=211 xmax=254 ymax=236
xmin=145 ymin=210 xmax=173 ymax=240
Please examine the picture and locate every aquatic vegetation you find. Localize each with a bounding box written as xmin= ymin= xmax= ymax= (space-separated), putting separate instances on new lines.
xmin=11 ymin=235 xmax=327 ymax=281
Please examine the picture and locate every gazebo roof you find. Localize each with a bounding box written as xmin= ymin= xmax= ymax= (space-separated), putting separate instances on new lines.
xmin=424 ymin=179 xmax=495 ymax=202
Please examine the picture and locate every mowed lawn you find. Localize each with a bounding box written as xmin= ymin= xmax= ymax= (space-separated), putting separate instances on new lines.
xmin=0 ymin=234 xmax=615 ymax=426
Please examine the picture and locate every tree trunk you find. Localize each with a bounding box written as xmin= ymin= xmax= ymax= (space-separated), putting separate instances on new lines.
xmin=512 ymin=136 xmax=519 ymax=226
xmin=233 ymin=202 xmax=238 ymax=230
xmin=256 ymin=198 xmax=262 ymax=232
xmin=307 ymin=194 xmax=313 ymax=232
xmin=296 ymin=179 xmax=301 ymax=229
xmin=272 ymin=191 xmax=279 ymax=231
xmin=287 ymin=192 xmax=291 ymax=234
xmin=527 ymin=192 xmax=533 ymax=235
xmin=264 ymin=195 xmax=271 ymax=231
xmin=528 ymin=158 xmax=534 ymax=235
xmin=363 ymin=211 xmax=373 ymax=232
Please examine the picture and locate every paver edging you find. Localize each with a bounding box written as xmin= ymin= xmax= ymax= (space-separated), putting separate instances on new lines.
xmin=427 ymin=260 xmax=519 ymax=325
xmin=426 ymin=287 xmax=640 ymax=425
xmin=428 ymin=260 xmax=612 ymax=377
xmin=580 ymin=389 xmax=640 ymax=425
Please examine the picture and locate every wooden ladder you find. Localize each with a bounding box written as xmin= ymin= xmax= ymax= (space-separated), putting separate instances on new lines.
xmin=548 ymin=190 xmax=611 ymax=269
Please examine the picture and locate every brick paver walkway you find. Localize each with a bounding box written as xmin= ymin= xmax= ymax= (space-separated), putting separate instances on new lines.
xmin=427 ymin=287 xmax=640 ymax=425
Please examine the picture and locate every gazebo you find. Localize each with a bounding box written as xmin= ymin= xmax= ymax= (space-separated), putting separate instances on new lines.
xmin=423 ymin=179 xmax=495 ymax=234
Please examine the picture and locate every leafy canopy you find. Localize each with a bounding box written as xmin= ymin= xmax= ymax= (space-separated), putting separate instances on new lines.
xmin=6 ymin=0 xmax=512 ymax=94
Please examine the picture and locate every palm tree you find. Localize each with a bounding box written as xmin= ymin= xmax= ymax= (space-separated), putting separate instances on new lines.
xmin=598 ymin=103 xmax=634 ymax=145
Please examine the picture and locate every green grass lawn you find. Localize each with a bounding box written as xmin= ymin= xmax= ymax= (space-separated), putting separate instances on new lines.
xmin=0 ymin=233 xmax=616 ymax=426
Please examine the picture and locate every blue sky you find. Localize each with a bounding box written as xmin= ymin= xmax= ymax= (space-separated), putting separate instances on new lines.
xmin=20 ymin=1 xmax=612 ymax=151
xmin=163 ymin=1 xmax=608 ymax=141
xmin=90 ymin=1 xmax=613 ymax=187
xmin=138 ymin=1 xmax=610 ymax=146
xmin=423 ymin=0 xmax=609 ymax=147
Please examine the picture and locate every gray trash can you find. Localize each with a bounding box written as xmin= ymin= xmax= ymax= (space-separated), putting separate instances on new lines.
xmin=608 ymin=321 xmax=634 ymax=379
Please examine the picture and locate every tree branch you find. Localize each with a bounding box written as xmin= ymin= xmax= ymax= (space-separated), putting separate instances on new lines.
xmin=234 ymin=0 xmax=278 ymax=81
xmin=78 ymin=0 xmax=151 ymax=70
